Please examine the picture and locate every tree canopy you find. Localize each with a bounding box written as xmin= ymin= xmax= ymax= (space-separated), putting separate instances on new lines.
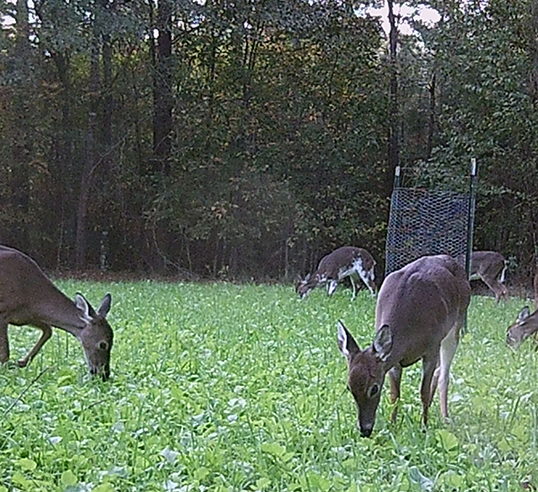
xmin=0 ymin=0 xmax=537 ymax=282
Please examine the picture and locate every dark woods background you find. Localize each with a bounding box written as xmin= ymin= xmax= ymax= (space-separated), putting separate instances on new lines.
xmin=1 ymin=0 xmax=537 ymax=286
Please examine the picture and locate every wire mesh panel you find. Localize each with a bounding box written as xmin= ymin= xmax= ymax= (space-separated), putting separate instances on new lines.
xmin=385 ymin=164 xmax=477 ymax=277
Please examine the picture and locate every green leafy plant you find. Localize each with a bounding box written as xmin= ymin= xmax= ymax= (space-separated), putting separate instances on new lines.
xmin=0 ymin=281 xmax=536 ymax=491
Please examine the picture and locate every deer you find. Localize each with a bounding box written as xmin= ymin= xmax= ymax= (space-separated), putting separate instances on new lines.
xmin=337 ymin=254 xmax=471 ymax=437
xmin=296 ymin=246 xmax=377 ymax=300
xmin=467 ymin=251 xmax=509 ymax=303
xmin=0 ymin=245 xmax=114 ymax=380
xmin=506 ymin=269 xmax=538 ymax=349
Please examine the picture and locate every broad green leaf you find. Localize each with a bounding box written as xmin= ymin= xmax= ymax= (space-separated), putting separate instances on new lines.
xmin=260 ymin=442 xmax=287 ymax=458
xmin=60 ymin=470 xmax=78 ymax=487
xmin=255 ymin=477 xmax=271 ymax=489
xmin=438 ymin=470 xmax=464 ymax=489
xmin=194 ymin=467 xmax=209 ymax=481
xmin=11 ymin=471 xmax=31 ymax=488
xmin=436 ymin=429 xmax=459 ymax=451
xmin=16 ymin=458 xmax=37 ymax=471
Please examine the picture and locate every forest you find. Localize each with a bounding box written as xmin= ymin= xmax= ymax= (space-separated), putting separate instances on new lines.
xmin=1 ymin=0 xmax=537 ymax=284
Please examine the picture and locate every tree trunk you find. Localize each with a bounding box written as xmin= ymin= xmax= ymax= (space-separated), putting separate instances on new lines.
xmin=99 ymin=30 xmax=113 ymax=271
xmin=10 ymin=0 xmax=32 ymax=250
xmin=426 ymin=72 xmax=436 ymax=159
xmin=75 ymin=40 xmax=100 ymax=269
xmin=530 ymin=0 xmax=538 ymax=106
xmin=152 ymin=0 xmax=173 ymax=177
xmin=386 ymin=0 xmax=400 ymax=196
xmin=51 ymin=52 xmax=75 ymax=267
xmin=144 ymin=0 xmax=174 ymax=272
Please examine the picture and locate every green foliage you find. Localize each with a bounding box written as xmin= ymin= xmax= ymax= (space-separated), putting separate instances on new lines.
xmin=417 ymin=0 xmax=538 ymax=267
xmin=1 ymin=0 xmax=538 ymax=277
xmin=1 ymin=280 xmax=538 ymax=490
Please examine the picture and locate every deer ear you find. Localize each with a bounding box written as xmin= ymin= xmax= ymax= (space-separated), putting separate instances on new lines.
xmin=75 ymin=293 xmax=95 ymax=321
xmin=518 ymin=306 xmax=531 ymax=322
xmin=97 ymin=293 xmax=112 ymax=317
xmin=337 ymin=320 xmax=360 ymax=359
xmin=373 ymin=324 xmax=393 ymax=361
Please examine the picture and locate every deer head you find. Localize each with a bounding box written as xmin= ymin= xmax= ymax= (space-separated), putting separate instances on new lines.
xmin=506 ymin=306 xmax=538 ymax=349
xmin=337 ymin=320 xmax=393 ymax=437
xmin=75 ymin=293 xmax=114 ymax=380
xmin=296 ymin=273 xmax=317 ymax=298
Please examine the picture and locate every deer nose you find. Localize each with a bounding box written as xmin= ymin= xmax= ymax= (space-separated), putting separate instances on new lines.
xmin=358 ymin=422 xmax=373 ymax=438
xmin=360 ymin=427 xmax=373 ymax=438
xmin=90 ymin=365 xmax=110 ymax=381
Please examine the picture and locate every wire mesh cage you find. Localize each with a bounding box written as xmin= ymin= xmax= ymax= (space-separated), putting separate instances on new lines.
xmin=385 ymin=161 xmax=477 ymax=277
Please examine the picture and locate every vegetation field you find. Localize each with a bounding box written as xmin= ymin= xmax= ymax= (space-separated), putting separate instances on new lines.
xmin=1 ymin=281 xmax=537 ymax=491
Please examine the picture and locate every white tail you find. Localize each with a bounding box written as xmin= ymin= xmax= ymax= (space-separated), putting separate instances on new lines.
xmin=467 ymin=251 xmax=508 ymax=303
xmin=337 ymin=254 xmax=471 ymax=437
xmin=506 ymin=269 xmax=538 ymax=349
xmin=0 ymin=245 xmax=114 ymax=380
xmin=296 ymin=246 xmax=377 ymax=300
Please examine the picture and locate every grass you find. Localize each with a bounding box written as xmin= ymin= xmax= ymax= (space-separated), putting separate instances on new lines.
xmin=1 ymin=281 xmax=537 ymax=491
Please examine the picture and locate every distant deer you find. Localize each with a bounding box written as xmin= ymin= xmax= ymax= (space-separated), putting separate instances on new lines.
xmin=466 ymin=251 xmax=508 ymax=303
xmin=0 ymin=245 xmax=114 ymax=380
xmin=337 ymin=255 xmax=470 ymax=437
xmin=506 ymin=269 xmax=538 ymax=349
xmin=296 ymin=246 xmax=376 ymax=300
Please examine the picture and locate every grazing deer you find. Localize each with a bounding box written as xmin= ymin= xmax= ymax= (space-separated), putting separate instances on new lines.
xmin=506 ymin=269 xmax=538 ymax=349
xmin=0 ymin=245 xmax=114 ymax=380
xmin=296 ymin=246 xmax=376 ymax=300
xmin=337 ymin=255 xmax=470 ymax=437
xmin=467 ymin=251 xmax=509 ymax=303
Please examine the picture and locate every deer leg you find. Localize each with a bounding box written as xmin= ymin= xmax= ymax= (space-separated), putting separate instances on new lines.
xmin=480 ymin=275 xmax=507 ymax=304
xmin=500 ymin=283 xmax=509 ymax=302
xmin=430 ymin=363 xmax=440 ymax=406
xmin=349 ymin=275 xmax=358 ymax=300
xmin=17 ymin=322 xmax=52 ymax=368
xmin=388 ymin=365 xmax=402 ymax=423
xmin=437 ymin=325 xmax=459 ymax=420
xmin=355 ymin=267 xmax=376 ymax=296
xmin=420 ymin=354 xmax=440 ymax=427
xmin=327 ymin=280 xmax=338 ymax=296
xmin=0 ymin=320 xmax=9 ymax=364
xmin=492 ymin=282 xmax=508 ymax=304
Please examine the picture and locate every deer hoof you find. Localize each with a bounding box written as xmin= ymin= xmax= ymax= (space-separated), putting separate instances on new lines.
xmin=16 ymin=359 xmax=28 ymax=368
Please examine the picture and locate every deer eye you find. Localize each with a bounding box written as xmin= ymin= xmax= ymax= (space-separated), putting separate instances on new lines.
xmin=98 ymin=341 xmax=109 ymax=351
xmin=368 ymin=384 xmax=379 ymax=398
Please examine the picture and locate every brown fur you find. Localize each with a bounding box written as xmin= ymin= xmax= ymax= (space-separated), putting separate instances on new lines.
xmin=0 ymin=245 xmax=114 ymax=379
xmin=506 ymin=268 xmax=538 ymax=349
xmin=297 ymin=246 xmax=376 ymax=300
xmin=338 ymin=255 xmax=470 ymax=437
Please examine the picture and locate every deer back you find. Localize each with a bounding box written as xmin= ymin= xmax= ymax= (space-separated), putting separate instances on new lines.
xmin=0 ymin=246 xmax=83 ymax=327
xmin=469 ymin=251 xmax=506 ymax=280
xmin=318 ymin=247 xmax=374 ymax=278
xmin=375 ymin=255 xmax=470 ymax=366
xmin=297 ymin=246 xmax=375 ymax=297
